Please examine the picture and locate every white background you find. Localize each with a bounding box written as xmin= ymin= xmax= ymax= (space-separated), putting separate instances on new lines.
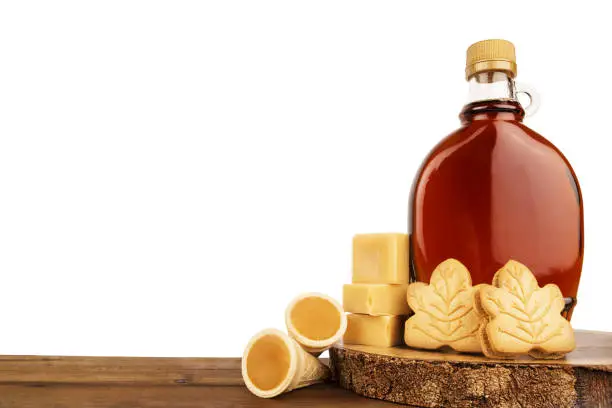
xmin=0 ymin=1 xmax=610 ymax=357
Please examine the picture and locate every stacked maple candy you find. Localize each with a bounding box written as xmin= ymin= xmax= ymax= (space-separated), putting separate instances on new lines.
xmin=341 ymin=233 xmax=576 ymax=359
xmin=342 ymin=233 xmax=412 ymax=347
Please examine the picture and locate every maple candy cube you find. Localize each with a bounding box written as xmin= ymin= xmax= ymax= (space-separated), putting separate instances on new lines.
xmin=343 ymin=314 xmax=405 ymax=347
xmin=352 ymin=233 xmax=409 ymax=284
xmin=343 ymin=284 xmax=410 ymax=316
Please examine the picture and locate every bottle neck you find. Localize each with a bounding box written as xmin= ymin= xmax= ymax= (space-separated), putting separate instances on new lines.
xmin=467 ymin=71 xmax=517 ymax=103
xmin=461 ymin=71 xmax=524 ymax=123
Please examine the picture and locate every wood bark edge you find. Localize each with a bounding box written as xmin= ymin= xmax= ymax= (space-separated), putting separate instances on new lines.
xmin=330 ymin=347 xmax=612 ymax=408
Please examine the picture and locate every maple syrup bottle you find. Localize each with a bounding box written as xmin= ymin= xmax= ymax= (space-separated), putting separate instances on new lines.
xmin=409 ymin=40 xmax=583 ymax=319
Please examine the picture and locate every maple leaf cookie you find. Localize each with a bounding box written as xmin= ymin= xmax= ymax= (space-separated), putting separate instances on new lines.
xmin=404 ymin=259 xmax=483 ymax=353
xmin=474 ymin=260 xmax=575 ymax=359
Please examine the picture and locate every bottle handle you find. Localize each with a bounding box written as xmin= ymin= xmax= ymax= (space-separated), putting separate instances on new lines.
xmin=515 ymin=82 xmax=541 ymax=117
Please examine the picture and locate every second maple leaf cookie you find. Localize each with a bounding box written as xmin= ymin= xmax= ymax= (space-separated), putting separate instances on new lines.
xmin=404 ymin=258 xmax=483 ymax=353
xmin=474 ymin=260 xmax=575 ymax=359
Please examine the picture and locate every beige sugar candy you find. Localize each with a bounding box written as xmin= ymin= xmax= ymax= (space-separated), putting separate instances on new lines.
xmin=352 ymin=233 xmax=408 ymax=284
xmin=475 ymin=260 xmax=575 ymax=359
xmin=285 ymin=293 xmax=347 ymax=355
xmin=404 ymin=259 xmax=483 ymax=353
xmin=242 ymin=328 xmax=330 ymax=398
xmin=343 ymin=284 xmax=410 ymax=316
xmin=344 ymin=314 xmax=405 ymax=347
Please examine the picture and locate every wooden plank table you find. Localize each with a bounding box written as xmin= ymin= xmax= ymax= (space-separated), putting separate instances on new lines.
xmin=0 ymin=331 xmax=610 ymax=407
xmin=0 ymin=355 xmax=398 ymax=407
xmin=0 ymin=383 xmax=399 ymax=407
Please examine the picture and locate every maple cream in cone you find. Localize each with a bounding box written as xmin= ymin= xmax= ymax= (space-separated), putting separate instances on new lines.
xmin=242 ymin=328 xmax=330 ymax=398
xmin=285 ymin=293 xmax=347 ymax=355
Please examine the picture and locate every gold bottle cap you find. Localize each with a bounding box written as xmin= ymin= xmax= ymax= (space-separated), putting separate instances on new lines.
xmin=465 ymin=39 xmax=517 ymax=80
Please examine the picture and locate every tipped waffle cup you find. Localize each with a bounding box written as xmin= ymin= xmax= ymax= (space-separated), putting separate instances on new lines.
xmin=285 ymin=292 xmax=347 ymax=355
xmin=242 ymin=328 xmax=330 ymax=398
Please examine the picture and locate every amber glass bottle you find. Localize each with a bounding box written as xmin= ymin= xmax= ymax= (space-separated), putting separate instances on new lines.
xmin=409 ymin=40 xmax=583 ymax=319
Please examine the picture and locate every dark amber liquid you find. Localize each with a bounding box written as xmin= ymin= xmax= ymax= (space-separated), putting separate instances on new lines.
xmin=409 ymin=100 xmax=583 ymax=319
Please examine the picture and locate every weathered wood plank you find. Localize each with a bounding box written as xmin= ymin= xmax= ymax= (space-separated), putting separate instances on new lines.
xmin=0 ymin=383 xmax=405 ymax=408
xmin=0 ymin=356 xmax=243 ymax=386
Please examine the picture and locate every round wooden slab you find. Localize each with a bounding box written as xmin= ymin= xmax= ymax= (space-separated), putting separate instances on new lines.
xmin=330 ymin=330 xmax=612 ymax=408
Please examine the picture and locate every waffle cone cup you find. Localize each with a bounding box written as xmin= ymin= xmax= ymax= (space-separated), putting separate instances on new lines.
xmin=242 ymin=328 xmax=330 ymax=398
xmin=285 ymin=292 xmax=347 ymax=355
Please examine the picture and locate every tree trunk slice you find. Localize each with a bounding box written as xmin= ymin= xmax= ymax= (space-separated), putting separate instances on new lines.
xmin=330 ymin=330 xmax=612 ymax=408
